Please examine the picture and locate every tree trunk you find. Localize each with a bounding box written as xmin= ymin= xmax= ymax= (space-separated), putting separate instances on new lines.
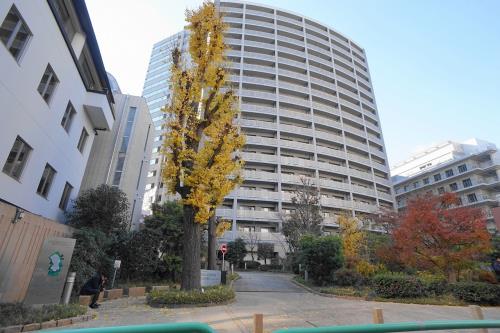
xmin=207 ymin=215 xmax=217 ymax=270
xmin=181 ymin=205 xmax=201 ymax=290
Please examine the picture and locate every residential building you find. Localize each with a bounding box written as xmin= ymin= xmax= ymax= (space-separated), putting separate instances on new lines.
xmin=391 ymin=139 xmax=500 ymax=233
xmin=142 ymin=1 xmax=394 ymax=253
xmin=141 ymin=30 xmax=189 ymax=213
xmin=80 ymin=75 xmax=153 ymax=230
xmin=0 ymin=0 xmax=114 ymax=222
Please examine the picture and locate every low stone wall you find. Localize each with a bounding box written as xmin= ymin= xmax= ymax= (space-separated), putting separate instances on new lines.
xmin=0 ymin=315 xmax=92 ymax=333
xmin=128 ymin=287 xmax=146 ymax=297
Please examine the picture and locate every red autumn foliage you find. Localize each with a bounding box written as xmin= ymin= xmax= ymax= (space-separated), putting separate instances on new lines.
xmin=384 ymin=193 xmax=491 ymax=280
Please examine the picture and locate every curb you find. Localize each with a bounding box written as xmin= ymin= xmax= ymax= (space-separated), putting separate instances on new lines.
xmin=0 ymin=314 xmax=93 ymax=333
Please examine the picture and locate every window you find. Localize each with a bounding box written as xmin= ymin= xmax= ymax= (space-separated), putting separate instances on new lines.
xmin=457 ymin=197 xmax=462 ymax=206
xmin=37 ymin=64 xmax=59 ymax=103
xmin=112 ymin=108 xmax=136 ymax=187
xmin=0 ymin=5 xmax=32 ymax=62
xmin=59 ymin=182 xmax=73 ymax=210
xmin=433 ymin=174 xmax=441 ymax=182
xmin=148 ymin=171 xmax=157 ymax=177
xmin=467 ymin=193 xmax=477 ymax=203
xmin=60 ymin=101 xmax=76 ymax=132
xmin=37 ymin=163 xmax=56 ymax=198
xmin=145 ymin=183 xmax=155 ymax=190
xmin=423 ymin=177 xmax=429 ymax=185
xmin=413 ymin=181 xmax=419 ymax=189
xmin=445 ymin=169 xmax=454 ymax=178
xmin=77 ymin=128 xmax=89 ymax=152
xmin=2 ymin=136 xmax=32 ymax=180
xmin=458 ymin=164 xmax=467 ymax=173
xmin=449 ymin=183 xmax=458 ymax=191
xmin=150 ymin=158 xmax=159 ymax=165
xmin=437 ymin=187 xmax=445 ymax=194
xmin=462 ymin=178 xmax=472 ymax=188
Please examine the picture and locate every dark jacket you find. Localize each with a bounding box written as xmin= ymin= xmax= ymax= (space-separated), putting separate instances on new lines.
xmin=80 ymin=274 xmax=103 ymax=295
xmin=493 ymin=261 xmax=500 ymax=274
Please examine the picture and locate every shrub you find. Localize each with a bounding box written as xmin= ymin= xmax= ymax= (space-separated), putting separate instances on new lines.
xmin=244 ymin=261 xmax=261 ymax=269
xmin=355 ymin=260 xmax=385 ymax=278
xmin=299 ymin=235 xmax=344 ymax=285
xmin=372 ymin=273 xmax=426 ymax=298
xmin=417 ymin=272 xmax=448 ymax=296
xmin=477 ymin=270 xmax=497 ymax=284
xmin=449 ymin=282 xmax=500 ymax=305
xmin=259 ymin=264 xmax=282 ymax=271
xmin=0 ymin=303 xmax=86 ymax=327
xmin=332 ymin=268 xmax=364 ymax=286
xmin=147 ymin=285 xmax=235 ymax=307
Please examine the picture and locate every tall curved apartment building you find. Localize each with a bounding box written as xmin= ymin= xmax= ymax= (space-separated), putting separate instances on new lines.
xmin=142 ymin=1 xmax=394 ymax=247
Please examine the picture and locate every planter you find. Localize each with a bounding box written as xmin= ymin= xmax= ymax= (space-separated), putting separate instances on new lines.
xmin=128 ymin=287 xmax=146 ymax=297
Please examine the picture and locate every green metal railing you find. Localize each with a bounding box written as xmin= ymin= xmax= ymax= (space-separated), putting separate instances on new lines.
xmin=274 ymin=320 xmax=500 ymax=333
xmin=49 ymin=320 xmax=500 ymax=333
xmin=51 ymin=322 xmax=215 ymax=333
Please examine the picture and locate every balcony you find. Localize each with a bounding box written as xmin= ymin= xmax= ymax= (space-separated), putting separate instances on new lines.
xmin=315 ymin=130 xmax=343 ymax=143
xmin=245 ymin=19 xmax=275 ymax=30
xmin=240 ymin=75 xmax=276 ymax=87
xmin=239 ymin=118 xmax=277 ymax=130
xmin=242 ymin=63 xmax=275 ymax=75
xmin=319 ymin=178 xmax=351 ymax=192
xmin=243 ymin=170 xmax=278 ymax=182
xmin=246 ymin=9 xmax=274 ymax=19
xmin=281 ymin=173 xmax=314 ymax=185
xmin=280 ymin=156 xmax=316 ymax=169
xmin=344 ymin=137 xmax=368 ymax=151
xmin=245 ymin=135 xmax=278 ymax=146
xmin=280 ymin=109 xmax=311 ymax=122
xmin=242 ymin=152 xmax=278 ymax=164
xmin=278 ymin=69 xmax=309 ymax=82
xmin=240 ymin=104 xmax=277 ymax=116
xmin=346 ymin=153 xmax=371 ymax=167
xmin=343 ymin=124 xmax=366 ymax=138
xmin=377 ymin=191 xmax=393 ymax=202
xmin=316 ymin=145 xmax=345 ymax=159
xmin=236 ymin=209 xmax=281 ymax=221
xmin=313 ymin=115 xmax=342 ymax=131
xmin=280 ymin=123 xmax=313 ymax=136
xmin=244 ymin=39 xmax=274 ymax=50
xmin=280 ymin=139 xmax=314 ymax=152
xmin=84 ymin=91 xmax=114 ymax=130
xmin=237 ymin=188 xmax=281 ymax=201
xmin=279 ymin=95 xmax=310 ymax=108
xmin=240 ymin=90 xmax=277 ymax=101
xmin=222 ymin=231 xmax=285 ymax=243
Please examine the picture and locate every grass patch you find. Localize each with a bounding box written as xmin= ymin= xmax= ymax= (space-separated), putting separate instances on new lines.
xmin=0 ymin=303 xmax=86 ymax=327
xmin=319 ymin=286 xmax=370 ymax=298
xmin=147 ymin=285 xmax=235 ymax=307
xmin=228 ymin=272 xmax=240 ymax=282
xmin=372 ymin=293 xmax=466 ymax=306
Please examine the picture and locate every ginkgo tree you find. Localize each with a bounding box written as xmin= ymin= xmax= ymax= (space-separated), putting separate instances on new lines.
xmin=161 ymin=2 xmax=245 ymax=290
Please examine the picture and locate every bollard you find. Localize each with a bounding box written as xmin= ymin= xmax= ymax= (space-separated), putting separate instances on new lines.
xmin=304 ymin=270 xmax=308 ymax=282
xmin=372 ymin=308 xmax=384 ymax=324
xmin=253 ymin=313 xmax=263 ymax=333
xmin=469 ymin=305 xmax=488 ymax=333
xmin=61 ymin=272 xmax=76 ymax=304
xmin=231 ymin=264 xmax=234 ymax=275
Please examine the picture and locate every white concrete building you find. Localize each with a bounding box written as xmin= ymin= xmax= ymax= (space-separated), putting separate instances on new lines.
xmin=391 ymin=139 xmax=500 ymax=233
xmin=80 ymin=75 xmax=153 ymax=230
xmin=0 ymin=0 xmax=114 ymax=222
xmin=142 ymin=1 xmax=394 ymax=252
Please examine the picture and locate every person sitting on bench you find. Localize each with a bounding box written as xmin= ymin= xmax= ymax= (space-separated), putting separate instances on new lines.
xmin=80 ymin=272 xmax=107 ymax=309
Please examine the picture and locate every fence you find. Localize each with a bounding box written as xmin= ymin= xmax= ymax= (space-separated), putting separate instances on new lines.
xmin=0 ymin=201 xmax=73 ymax=302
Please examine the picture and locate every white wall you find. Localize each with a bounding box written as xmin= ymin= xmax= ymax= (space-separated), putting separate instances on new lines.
xmin=0 ymin=0 xmax=113 ymax=222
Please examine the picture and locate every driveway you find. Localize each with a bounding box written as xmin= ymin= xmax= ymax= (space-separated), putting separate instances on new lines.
xmin=233 ymin=271 xmax=306 ymax=293
xmin=47 ymin=271 xmax=500 ymax=333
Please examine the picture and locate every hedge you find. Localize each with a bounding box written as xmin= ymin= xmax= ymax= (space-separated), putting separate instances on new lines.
xmin=332 ymin=268 xmax=365 ymax=286
xmin=372 ymin=273 xmax=427 ymax=298
xmin=0 ymin=303 xmax=86 ymax=327
xmin=449 ymin=282 xmax=500 ymax=305
xmin=147 ymin=285 xmax=235 ymax=307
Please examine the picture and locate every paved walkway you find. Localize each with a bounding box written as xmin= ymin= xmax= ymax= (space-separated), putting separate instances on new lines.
xmin=47 ymin=272 xmax=500 ymax=333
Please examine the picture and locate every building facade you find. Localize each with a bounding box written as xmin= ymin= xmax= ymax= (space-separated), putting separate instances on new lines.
xmin=0 ymin=0 xmax=114 ymax=222
xmin=141 ymin=31 xmax=189 ymax=213
xmin=391 ymin=139 xmax=500 ymax=233
xmin=142 ymin=1 xmax=394 ymax=252
xmin=80 ymin=85 xmax=153 ymax=230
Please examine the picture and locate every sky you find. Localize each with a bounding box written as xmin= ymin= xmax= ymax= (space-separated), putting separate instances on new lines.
xmin=86 ymin=0 xmax=500 ymax=168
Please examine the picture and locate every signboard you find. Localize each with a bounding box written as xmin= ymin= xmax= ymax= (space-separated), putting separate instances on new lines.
xmin=114 ymin=260 xmax=121 ymax=269
xmin=24 ymin=237 xmax=76 ymax=305
xmin=200 ymin=269 xmax=221 ymax=287
xmin=220 ymin=243 xmax=227 ymax=255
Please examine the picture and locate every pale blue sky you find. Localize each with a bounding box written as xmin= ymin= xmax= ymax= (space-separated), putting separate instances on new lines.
xmin=86 ymin=0 xmax=500 ymax=167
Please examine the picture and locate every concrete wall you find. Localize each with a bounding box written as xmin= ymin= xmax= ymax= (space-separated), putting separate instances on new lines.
xmin=0 ymin=0 xmax=113 ymax=222
xmin=0 ymin=201 xmax=73 ymax=303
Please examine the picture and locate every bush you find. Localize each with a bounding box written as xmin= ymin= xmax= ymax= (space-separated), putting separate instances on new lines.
xmin=299 ymin=235 xmax=344 ymax=285
xmin=332 ymin=268 xmax=364 ymax=286
xmin=372 ymin=273 xmax=426 ymax=298
xmin=477 ymin=270 xmax=497 ymax=284
xmin=449 ymin=282 xmax=500 ymax=305
xmin=0 ymin=303 xmax=86 ymax=327
xmin=259 ymin=264 xmax=282 ymax=271
xmin=416 ymin=272 xmax=448 ymax=296
xmin=147 ymin=285 xmax=235 ymax=307
xmin=244 ymin=261 xmax=261 ymax=269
